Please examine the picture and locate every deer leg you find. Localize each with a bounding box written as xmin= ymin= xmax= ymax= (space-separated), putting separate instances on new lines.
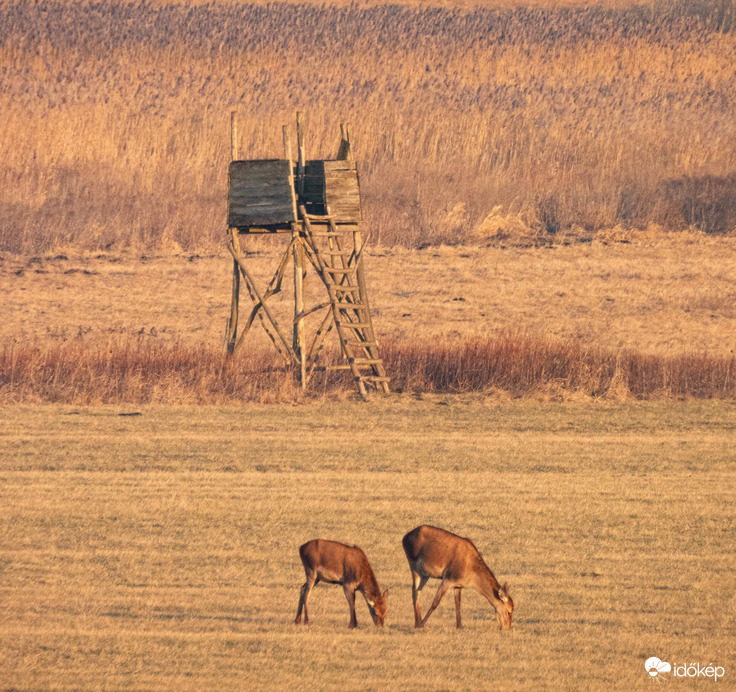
xmin=295 ymin=582 xmax=308 ymax=624
xmin=420 ymin=579 xmax=451 ymax=627
xmin=343 ymin=584 xmax=358 ymax=628
xmin=303 ymin=575 xmax=319 ymax=624
xmin=412 ymin=572 xmax=429 ymax=628
xmin=454 ymin=588 xmax=462 ymax=629
xmin=295 ymin=573 xmax=318 ymax=625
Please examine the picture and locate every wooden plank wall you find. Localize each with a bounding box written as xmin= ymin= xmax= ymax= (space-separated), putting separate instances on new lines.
xmin=302 ymin=160 xmax=362 ymax=224
xmin=229 ymin=159 xmax=362 ymax=229
xmin=324 ymin=160 xmax=362 ymax=223
xmin=228 ymin=160 xmax=297 ymax=228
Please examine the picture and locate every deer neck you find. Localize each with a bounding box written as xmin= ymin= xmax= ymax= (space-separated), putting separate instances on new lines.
xmin=473 ymin=561 xmax=502 ymax=607
xmin=360 ymin=565 xmax=382 ymax=602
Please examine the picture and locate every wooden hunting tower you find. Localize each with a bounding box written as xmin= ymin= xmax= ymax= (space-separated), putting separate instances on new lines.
xmin=225 ymin=112 xmax=389 ymax=399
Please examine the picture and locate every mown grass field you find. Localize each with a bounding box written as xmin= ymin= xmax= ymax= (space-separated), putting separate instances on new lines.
xmin=3 ymin=235 xmax=736 ymax=357
xmin=1 ymin=400 xmax=734 ymax=689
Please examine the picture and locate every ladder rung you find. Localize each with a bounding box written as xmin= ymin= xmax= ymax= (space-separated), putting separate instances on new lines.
xmin=310 ymin=232 xmax=343 ymax=238
xmin=334 ymin=286 xmax=361 ymax=293
xmin=352 ymin=358 xmax=384 ymax=365
xmin=324 ymin=267 xmax=355 ymax=274
xmin=363 ymin=376 xmax=391 ymax=383
xmin=337 ymin=321 xmax=371 ymax=329
xmin=305 ymin=212 xmax=335 ymax=220
xmin=336 ymin=302 xmax=366 ymax=310
xmin=347 ymin=340 xmax=379 ymax=348
xmin=324 ymin=361 xmax=383 ymax=370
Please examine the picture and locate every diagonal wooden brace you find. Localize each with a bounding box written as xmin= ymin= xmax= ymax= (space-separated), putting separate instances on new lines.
xmin=227 ymin=234 xmax=298 ymax=366
xmin=238 ymin=238 xmax=295 ymax=345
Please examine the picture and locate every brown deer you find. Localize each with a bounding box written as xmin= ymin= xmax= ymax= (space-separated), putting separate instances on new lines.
xmin=294 ymin=539 xmax=388 ymax=628
xmin=402 ymin=525 xmax=513 ymax=630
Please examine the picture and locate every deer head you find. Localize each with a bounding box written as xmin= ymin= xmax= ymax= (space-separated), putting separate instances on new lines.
xmin=367 ymin=589 xmax=389 ymax=626
xmin=494 ymin=582 xmax=514 ymax=630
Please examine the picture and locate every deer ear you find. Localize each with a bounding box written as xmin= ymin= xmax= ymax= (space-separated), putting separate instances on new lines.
xmin=383 ymin=589 xmax=389 ymax=600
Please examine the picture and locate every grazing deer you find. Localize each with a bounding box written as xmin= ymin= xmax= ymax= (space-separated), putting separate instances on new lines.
xmin=294 ymin=539 xmax=388 ymax=628
xmin=402 ymin=525 xmax=513 ymax=630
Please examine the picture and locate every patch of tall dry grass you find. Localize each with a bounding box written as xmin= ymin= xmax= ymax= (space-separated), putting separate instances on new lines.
xmin=2 ymin=335 xmax=734 ymax=403
xmin=383 ymin=336 xmax=736 ymax=399
xmin=1 ymin=1 xmax=736 ymax=253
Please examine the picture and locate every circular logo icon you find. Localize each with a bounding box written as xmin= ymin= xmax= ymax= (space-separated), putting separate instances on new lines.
xmin=645 ymin=657 xmax=672 ymax=679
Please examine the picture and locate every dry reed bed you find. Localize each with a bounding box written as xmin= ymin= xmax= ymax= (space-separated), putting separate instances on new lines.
xmin=1 ymin=1 xmax=736 ymax=253
xmin=2 ymin=336 xmax=734 ymax=403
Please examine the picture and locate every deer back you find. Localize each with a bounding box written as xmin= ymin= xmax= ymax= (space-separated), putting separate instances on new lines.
xmin=300 ymin=539 xmax=378 ymax=589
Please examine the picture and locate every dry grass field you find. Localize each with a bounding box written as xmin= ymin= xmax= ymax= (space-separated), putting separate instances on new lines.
xmin=2 ymin=232 xmax=735 ymax=402
xmin=2 ymin=234 xmax=735 ymax=356
xmin=1 ymin=401 xmax=734 ymax=690
xmin=1 ymin=0 xmax=735 ymax=688
xmin=2 ymin=0 xmax=736 ymax=253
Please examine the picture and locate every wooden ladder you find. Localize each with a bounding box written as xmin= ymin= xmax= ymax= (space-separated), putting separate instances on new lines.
xmin=299 ymin=205 xmax=390 ymax=399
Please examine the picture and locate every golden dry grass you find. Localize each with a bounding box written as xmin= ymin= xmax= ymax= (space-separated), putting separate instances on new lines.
xmin=1 ymin=401 xmax=734 ymax=689
xmin=2 ymin=0 xmax=736 ymax=253
xmin=2 ymin=234 xmax=735 ymax=357
xmin=2 ymin=232 xmax=735 ymax=402
xmin=4 ymin=334 xmax=735 ymax=403
xmin=2 ymin=4 xmax=734 ymax=689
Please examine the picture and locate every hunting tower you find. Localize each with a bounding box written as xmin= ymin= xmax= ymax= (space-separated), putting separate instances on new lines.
xmin=225 ymin=112 xmax=389 ymax=399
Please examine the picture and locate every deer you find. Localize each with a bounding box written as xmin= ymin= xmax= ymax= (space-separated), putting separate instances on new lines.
xmin=294 ymin=539 xmax=388 ymax=628
xmin=402 ymin=525 xmax=513 ymax=630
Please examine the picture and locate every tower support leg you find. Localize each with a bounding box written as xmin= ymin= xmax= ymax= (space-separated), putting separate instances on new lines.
xmin=293 ymin=223 xmax=307 ymax=388
xmin=226 ymin=229 xmax=240 ymax=354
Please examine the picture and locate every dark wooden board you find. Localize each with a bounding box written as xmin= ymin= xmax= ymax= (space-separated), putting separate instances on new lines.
xmin=228 ymin=159 xmax=296 ymax=228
